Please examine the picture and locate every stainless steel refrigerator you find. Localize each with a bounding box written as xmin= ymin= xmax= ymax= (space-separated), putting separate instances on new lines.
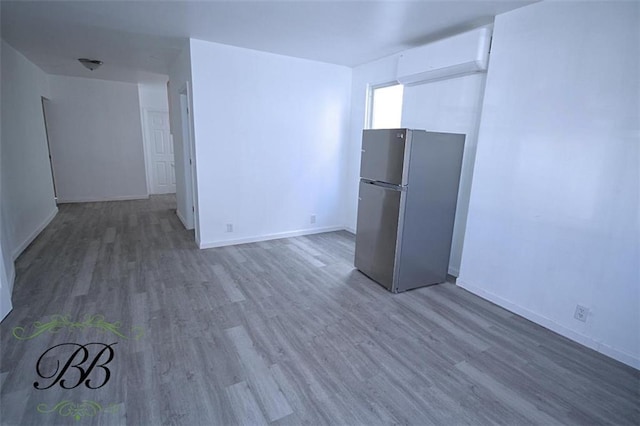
xmin=354 ymin=129 xmax=465 ymax=293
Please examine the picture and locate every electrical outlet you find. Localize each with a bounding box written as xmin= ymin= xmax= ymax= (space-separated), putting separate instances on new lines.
xmin=310 ymin=214 xmax=316 ymax=224
xmin=226 ymin=223 xmax=233 ymax=233
xmin=574 ymin=304 xmax=588 ymax=322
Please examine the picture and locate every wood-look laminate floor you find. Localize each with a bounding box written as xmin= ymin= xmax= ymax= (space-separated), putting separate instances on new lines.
xmin=1 ymin=195 xmax=638 ymax=425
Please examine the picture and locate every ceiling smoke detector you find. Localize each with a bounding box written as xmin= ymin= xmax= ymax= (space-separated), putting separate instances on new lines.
xmin=78 ymin=58 xmax=103 ymax=71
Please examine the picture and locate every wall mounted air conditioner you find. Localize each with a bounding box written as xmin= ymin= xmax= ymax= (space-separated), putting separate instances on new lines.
xmin=396 ymin=26 xmax=492 ymax=86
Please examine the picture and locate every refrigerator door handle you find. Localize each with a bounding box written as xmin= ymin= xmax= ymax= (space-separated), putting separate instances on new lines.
xmin=361 ymin=179 xmax=406 ymax=191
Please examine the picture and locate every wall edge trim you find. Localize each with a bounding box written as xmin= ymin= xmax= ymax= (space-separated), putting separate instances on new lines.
xmin=199 ymin=226 xmax=348 ymax=249
xmin=457 ymin=279 xmax=640 ymax=370
xmin=12 ymin=207 xmax=58 ymax=261
xmin=176 ymin=209 xmax=192 ymax=230
xmin=57 ymin=195 xmax=150 ymax=204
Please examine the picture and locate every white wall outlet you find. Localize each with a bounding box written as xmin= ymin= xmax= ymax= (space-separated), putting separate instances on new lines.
xmin=310 ymin=214 xmax=316 ymax=224
xmin=574 ymin=304 xmax=588 ymax=322
xmin=226 ymin=223 xmax=233 ymax=232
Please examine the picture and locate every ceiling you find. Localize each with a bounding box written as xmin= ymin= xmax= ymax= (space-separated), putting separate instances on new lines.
xmin=1 ymin=0 xmax=535 ymax=84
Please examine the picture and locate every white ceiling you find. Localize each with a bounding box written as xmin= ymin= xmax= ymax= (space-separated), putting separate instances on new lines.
xmin=1 ymin=0 xmax=535 ymax=84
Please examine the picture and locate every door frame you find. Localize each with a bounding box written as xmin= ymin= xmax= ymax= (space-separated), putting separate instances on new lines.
xmin=40 ymin=97 xmax=58 ymax=202
xmin=179 ymin=82 xmax=199 ymax=243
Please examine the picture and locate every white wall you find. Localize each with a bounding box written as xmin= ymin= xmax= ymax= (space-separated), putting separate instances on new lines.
xmin=0 ymin=204 xmax=12 ymax=321
xmin=0 ymin=241 xmax=12 ymax=321
xmin=138 ymin=83 xmax=169 ymax=112
xmin=458 ymin=1 xmax=640 ymax=368
xmin=167 ymin=42 xmax=195 ymax=231
xmin=0 ymin=41 xmax=57 ymax=280
xmin=46 ymin=75 xmax=148 ymax=203
xmin=0 ymin=40 xmax=12 ymax=321
xmin=189 ymin=39 xmax=352 ymax=248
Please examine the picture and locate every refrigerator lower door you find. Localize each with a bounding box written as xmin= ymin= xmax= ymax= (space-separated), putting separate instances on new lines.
xmin=354 ymin=181 xmax=403 ymax=291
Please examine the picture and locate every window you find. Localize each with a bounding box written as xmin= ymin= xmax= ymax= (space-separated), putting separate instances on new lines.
xmin=368 ymin=83 xmax=404 ymax=129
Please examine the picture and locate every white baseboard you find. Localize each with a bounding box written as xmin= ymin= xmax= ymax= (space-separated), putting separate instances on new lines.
xmin=176 ymin=210 xmax=187 ymax=228
xmin=0 ymin=288 xmax=12 ymax=323
xmin=199 ymin=226 xmax=346 ymax=249
xmin=5 ymin=263 xmax=16 ymax=296
xmin=12 ymin=207 xmax=58 ymax=260
xmin=344 ymin=227 xmax=356 ymax=234
xmin=1 ymin=263 xmax=14 ymax=320
xmin=8 ymin=266 xmax=15 ymax=290
xmin=176 ymin=209 xmax=193 ymax=230
xmin=457 ymin=278 xmax=640 ymax=370
xmin=57 ymin=194 xmax=149 ymax=203
xmin=448 ymin=266 xmax=460 ymax=277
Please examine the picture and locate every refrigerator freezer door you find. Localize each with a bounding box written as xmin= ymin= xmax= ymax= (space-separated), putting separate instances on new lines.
xmin=360 ymin=129 xmax=408 ymax=185
xmin=354 ymin=181 xmax=403 ymax=291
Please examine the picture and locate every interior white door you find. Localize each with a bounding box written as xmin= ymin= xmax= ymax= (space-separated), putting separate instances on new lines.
xmin=146 ymin=111 xmax=176 ymax=194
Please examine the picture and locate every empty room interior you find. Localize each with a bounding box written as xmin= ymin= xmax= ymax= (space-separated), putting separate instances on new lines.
xmin=0 ymin=0 xmax=638 ymax=424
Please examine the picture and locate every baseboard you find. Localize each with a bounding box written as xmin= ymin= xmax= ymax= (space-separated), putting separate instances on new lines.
xmin=199 ymin=226 xmax=347 ymax=249
xmin=5 ymin=263 xmax=16 ymax=295
xmin=176 ymin=209 xmax=194 ymax=230
xmin=12 ymin=207 xmax=58 ymax=261
xmin=176 ymin=209 xmax=187 ymax=228
xmin=0 ymin=292 xmax=12 ymax=323
xmin=457 ymin=278 xmax=640 ymax=370
xmin=57 ymin=194 xmax=149 ymax=203
xmin=8 ymin=266 xmax=15 ymax=289
xmin=1 ymin=264 xmax=15 ymax=321
xmin=344 ymin=227 xmax=356 ymax=234
xmin=448 ymin=266 xmax=460 ymax=277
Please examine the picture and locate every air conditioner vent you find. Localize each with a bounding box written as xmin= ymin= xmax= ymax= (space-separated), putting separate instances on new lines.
xmin=396 ymin=26 xmax=492 ymax=85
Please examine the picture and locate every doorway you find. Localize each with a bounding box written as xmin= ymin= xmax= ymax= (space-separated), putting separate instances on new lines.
xmin=40 ymin=97 xmax=58 ymax=202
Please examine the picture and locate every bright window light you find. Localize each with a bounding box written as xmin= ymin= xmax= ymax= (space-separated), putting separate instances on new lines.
xmin=370 ymin=84 xmax=404 ymax=129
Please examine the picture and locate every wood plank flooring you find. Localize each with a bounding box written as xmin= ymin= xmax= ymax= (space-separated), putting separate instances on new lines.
xmin=1 ymin=195 xmax=638 ymax=425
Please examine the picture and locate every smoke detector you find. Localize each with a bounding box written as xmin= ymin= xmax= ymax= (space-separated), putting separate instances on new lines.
xmin=78 ymin=58 xmax=103 ymax=71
